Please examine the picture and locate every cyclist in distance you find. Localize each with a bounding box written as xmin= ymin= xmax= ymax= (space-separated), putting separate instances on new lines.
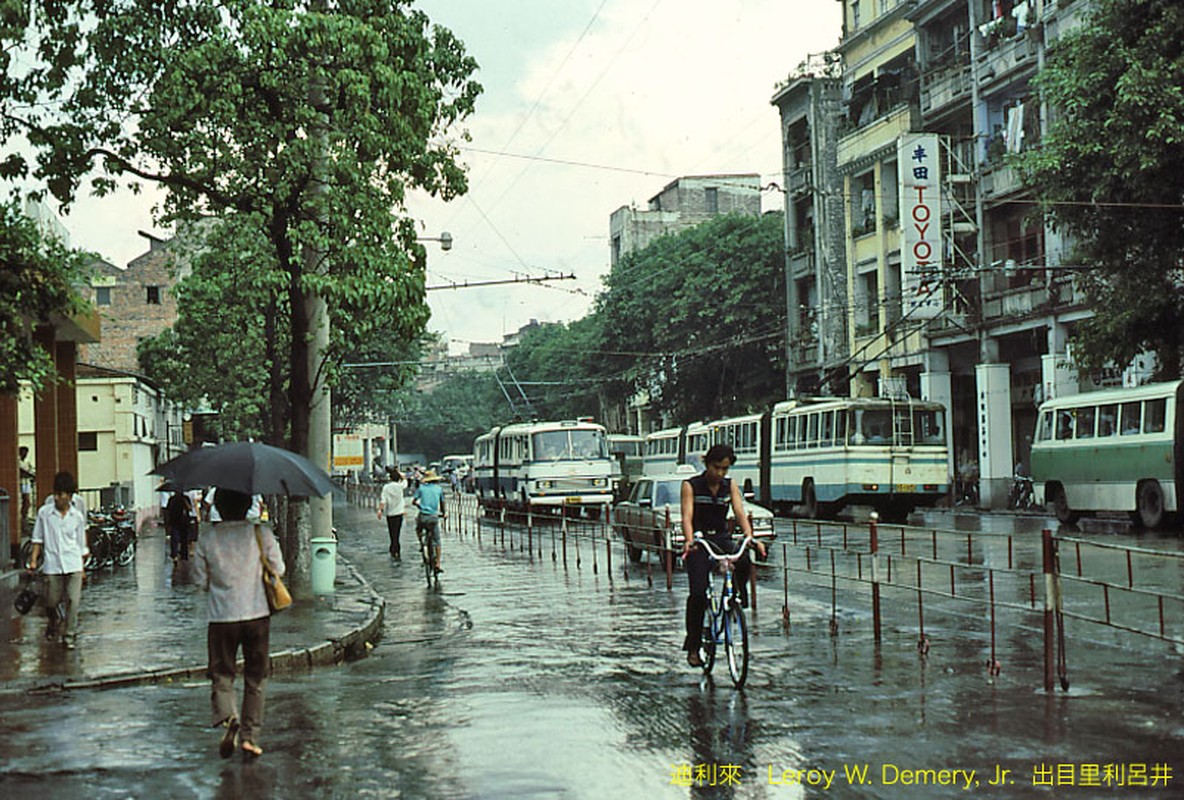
xmin=680 ymin=443 xmax=765 ymax=667
xmin=413 ymin=469 xmax=447 ymax=573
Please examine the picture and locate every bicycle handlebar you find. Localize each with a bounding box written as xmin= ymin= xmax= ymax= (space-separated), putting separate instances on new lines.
xmin=691 ymin=533 xmax=750 ymax=562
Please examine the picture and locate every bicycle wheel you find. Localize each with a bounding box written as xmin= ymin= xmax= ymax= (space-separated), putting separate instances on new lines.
xmin=421 ymin=539 xmax=433 ymax=588
xmin=723 ymin=605 xmax=749 ymax=687
xmin=115 ymin=532 xmax=136 ymax=567
xmin=701 ymin=608 xmax=716 ymax=675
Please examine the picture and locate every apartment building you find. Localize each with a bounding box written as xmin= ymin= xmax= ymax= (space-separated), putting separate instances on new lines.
xmin=780 ymin=0 xmax=1099 ymax=504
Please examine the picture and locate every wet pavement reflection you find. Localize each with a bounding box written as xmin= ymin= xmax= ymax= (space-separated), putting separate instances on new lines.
xmin=1 ymin=501 xmax=1182 ymax=798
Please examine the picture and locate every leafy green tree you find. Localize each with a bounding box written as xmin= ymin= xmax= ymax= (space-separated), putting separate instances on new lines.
xmin=596 ymin=213 xmax=787 ymax=422
xmin=2 ymin=1 xmax=480 ymax=588
xmin=386 ymin=370 xmax=506 ymax=459
xmin=503 ymin=318 xmax=604 ymax=420
xmin=0 ymin=200 xmax=92 ymax=393
xmin=1015 ymin=0 xmax=1184 ymax=377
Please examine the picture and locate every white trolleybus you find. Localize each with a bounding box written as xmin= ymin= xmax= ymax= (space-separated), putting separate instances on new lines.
xmin=1030 ymin=379 xmax=1184 ymax=529
xmin=767 ymin=396 xmax=949 ymax=521
xmin=473 ymin=419 xmax=615 ymax=515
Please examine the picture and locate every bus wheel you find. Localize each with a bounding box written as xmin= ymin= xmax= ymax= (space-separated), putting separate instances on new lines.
xmin=802 ymin=480 xmax=819 ymax=519
xmin=1050 ymin=484 xmax=1078 ymax=526
xmin=1137 ymin=480 xmax=1165 ymax=529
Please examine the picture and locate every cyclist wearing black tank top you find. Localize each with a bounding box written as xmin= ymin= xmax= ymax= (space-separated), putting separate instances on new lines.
xmin=680 ymin=443 xmax=766 ymax=667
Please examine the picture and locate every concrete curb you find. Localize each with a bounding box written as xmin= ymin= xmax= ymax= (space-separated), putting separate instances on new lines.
xmin=17 ymin=556 xmax=385 ymax=695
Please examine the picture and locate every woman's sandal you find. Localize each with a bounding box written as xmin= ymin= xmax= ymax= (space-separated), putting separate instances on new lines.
xmin=241 ymin=740 xmax=263 ymax=759
xmin=218 ymin=716 xmax=240 ymax=759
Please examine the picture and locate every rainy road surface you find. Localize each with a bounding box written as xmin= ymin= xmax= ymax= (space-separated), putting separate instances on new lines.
xmin=1 ymin=501 xmax=1182 ymax=799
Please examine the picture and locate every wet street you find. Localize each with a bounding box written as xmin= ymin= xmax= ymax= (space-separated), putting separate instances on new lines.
xmin=2 ymin=501 xmax=1183 ymax=799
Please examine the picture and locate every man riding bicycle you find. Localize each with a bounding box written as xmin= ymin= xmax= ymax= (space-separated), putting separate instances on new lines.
xmin=680 ymin=444 xmax=766 ymax=668
xmin=413 ymin=469 xmax=447 ymax=574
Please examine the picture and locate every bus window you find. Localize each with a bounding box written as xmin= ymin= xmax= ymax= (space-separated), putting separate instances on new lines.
xmin=1056 ymin=410 xmax=1074 ymax=440
xmin=1076 ymin=407 xmax=1096 ymax=439
xmin=820 ymin=412 xmax=834 ymax=447
xmin=788 ymin=417 xmax=799 ymax=449
xmin=861 ymin=410 xmax=890 ymax=444
xmin=807 ymin=414 xmax=819 ymax=448
xmin=1097 ymin=405 xmax=1117 ymax=437
xmin=836 ymin=409 xmax=847 ymax=444
xmin=1120 ymin=402 xmax=1141 ymax=435
xmin=1036 ymin=410 xmax=1053 ymax=442
xmin=915 ymin=409 xmax=945 ymax=444
xmin=1145 ymin=398 xmax=1167 ymax=433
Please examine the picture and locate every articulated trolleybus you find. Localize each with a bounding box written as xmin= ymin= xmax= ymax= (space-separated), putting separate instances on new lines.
xmin=642 ymin=396 xmax=949 ymax=521
xmin=768 ymin=396 xmax=948 ymax=521
xmin=473 ymin=419 xmax=615 ymax=515
xmin=1031 ymin=379 xmax=1184 ymax=529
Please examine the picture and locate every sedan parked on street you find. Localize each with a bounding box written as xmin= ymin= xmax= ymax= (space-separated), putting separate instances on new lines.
xmin=611 ymin=466 xmax=776 ymax=562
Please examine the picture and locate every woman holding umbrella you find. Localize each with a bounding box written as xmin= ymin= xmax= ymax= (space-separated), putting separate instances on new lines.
xmin=193 ymin=488 xmax=285 ymax=759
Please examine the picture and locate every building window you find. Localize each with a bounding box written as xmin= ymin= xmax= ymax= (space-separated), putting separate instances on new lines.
xmin=78 ymin=431 xmax=98 ymax=451
xmin=851 ymin=0 xmax=861 ymax=31
xmin=705 ymin=187 xmax=719 ymax=213
xmin=146 ymin=285 xmax=161 ymax=304
xmin=95 ymin=286 xmax=111 ymax=306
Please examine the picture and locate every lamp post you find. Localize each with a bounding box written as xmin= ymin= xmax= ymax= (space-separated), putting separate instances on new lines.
xmin=418 ymin=231 xmax=453 ymax=251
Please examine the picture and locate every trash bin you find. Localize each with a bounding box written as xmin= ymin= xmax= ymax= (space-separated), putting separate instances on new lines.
xmin=310 ymin=536 xmax=337 ymax=595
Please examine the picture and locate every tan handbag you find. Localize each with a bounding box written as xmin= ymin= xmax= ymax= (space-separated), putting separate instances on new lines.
xmin=255 ymin=525 xmax=292 ymax=613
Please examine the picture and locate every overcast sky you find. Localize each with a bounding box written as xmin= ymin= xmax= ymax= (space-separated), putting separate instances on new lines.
xmin=57 ymin=0 xmax=841 ymax=353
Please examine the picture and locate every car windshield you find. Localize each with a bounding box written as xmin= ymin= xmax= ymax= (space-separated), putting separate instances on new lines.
xmin=653 ymin=480 xmax=681 ymax=507
xmin=533 ymin=429 xmax=607 ymax=461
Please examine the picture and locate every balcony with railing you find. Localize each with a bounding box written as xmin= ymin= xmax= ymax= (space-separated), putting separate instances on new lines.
xmin=980 ymin=162 xmax=1024 ymax=200
xmin=920 ymin=61 xmax=972 ymax=117
xmin=976 ymin=24 xmax=1038 ymax=86
xmin=787 ymin=163 xmax=813 ymax=195
xmin=981 ymin=275 xmax=1082 ymax=322
xmin=789 ymin=249 xmax=815 ymax=278
xmin=838 ymin=105 xmax=914 ymax=167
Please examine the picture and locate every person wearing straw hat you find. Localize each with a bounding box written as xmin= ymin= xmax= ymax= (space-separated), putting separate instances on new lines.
xmin=413 ymin=469 xmax=447 ymax=573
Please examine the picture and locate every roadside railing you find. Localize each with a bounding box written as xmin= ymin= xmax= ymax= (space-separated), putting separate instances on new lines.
xmin=348 ymin=487 xmax=1184 ymax=692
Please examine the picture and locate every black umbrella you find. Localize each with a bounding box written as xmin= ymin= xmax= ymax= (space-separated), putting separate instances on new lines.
xmin=152 ymin=442 xmax=336 ymax=497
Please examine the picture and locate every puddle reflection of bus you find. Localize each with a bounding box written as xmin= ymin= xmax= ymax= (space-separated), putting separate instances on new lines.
xmin=474 ymin=419 xmax=614 ymax=516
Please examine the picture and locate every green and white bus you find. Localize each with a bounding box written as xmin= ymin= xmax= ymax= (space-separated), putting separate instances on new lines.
xmin=1030 ymin=379 xmax=1184 ymax=528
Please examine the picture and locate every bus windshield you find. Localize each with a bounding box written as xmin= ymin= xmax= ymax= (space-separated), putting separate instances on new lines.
xmin=533 ymin=429 xmax=607 ymax=461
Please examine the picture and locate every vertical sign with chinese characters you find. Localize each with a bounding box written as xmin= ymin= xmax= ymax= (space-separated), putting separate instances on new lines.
xmin=898 ymin=133 xmax=943 ymax=318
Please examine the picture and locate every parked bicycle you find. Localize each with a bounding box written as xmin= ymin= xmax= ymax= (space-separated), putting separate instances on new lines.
xmin=691 ymin=533 xmax=750 ymax=688
xmin=1008 ymin=473 xmax=1036 ymax=511
xmin=84 ymin=506 xmax=136 ymax=572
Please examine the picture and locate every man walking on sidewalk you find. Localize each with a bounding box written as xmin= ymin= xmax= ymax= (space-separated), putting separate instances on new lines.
xmin=28 ymin=471 xmax=88 ymax=649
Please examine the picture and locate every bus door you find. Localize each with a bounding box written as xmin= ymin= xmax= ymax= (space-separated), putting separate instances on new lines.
xmin=890 ymin=399 xmax=915 ymax=493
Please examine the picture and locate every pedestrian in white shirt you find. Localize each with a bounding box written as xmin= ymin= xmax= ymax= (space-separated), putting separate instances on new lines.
xmin=29 ymin=471 xmax=88 ymax=649
xmin=377 ymin=467 xmax=408 ymax=560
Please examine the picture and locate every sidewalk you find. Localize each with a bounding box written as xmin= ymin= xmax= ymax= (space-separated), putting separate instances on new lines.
xmin=0 ymin=520 xmax=384 ymax=694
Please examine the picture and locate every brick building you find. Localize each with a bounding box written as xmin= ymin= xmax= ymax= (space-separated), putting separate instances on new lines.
xmin=81 ymin=231 xmax=179 ymax=374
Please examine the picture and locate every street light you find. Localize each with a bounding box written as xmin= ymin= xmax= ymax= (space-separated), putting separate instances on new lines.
xmin=418 ymin=231 xmax=453 ymax=251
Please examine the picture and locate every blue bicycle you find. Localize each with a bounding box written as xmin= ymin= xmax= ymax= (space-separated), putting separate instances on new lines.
xmin=694 ymin=534 xmax=750 ymax=688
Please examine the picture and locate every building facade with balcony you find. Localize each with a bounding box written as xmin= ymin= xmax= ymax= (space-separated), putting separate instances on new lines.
xmin=780 ymin=0 xmax=1097 ymax=505
xmin=772 ymin=54 xmax=848 ymax=397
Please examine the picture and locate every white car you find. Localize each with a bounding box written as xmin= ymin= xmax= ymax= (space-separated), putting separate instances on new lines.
xmin=611 ymin=466 xmax=776 ymax=562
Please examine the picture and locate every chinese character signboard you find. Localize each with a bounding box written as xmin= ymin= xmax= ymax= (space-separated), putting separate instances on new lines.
xmin=332 ymin=433 xmax=364 ymax=469
xmin=898 ymin=133 xmax=943 ymax=319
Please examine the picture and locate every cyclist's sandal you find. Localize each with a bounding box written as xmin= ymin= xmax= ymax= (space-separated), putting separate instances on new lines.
xmin=241 ymin=741 xmax=263 ymax=759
